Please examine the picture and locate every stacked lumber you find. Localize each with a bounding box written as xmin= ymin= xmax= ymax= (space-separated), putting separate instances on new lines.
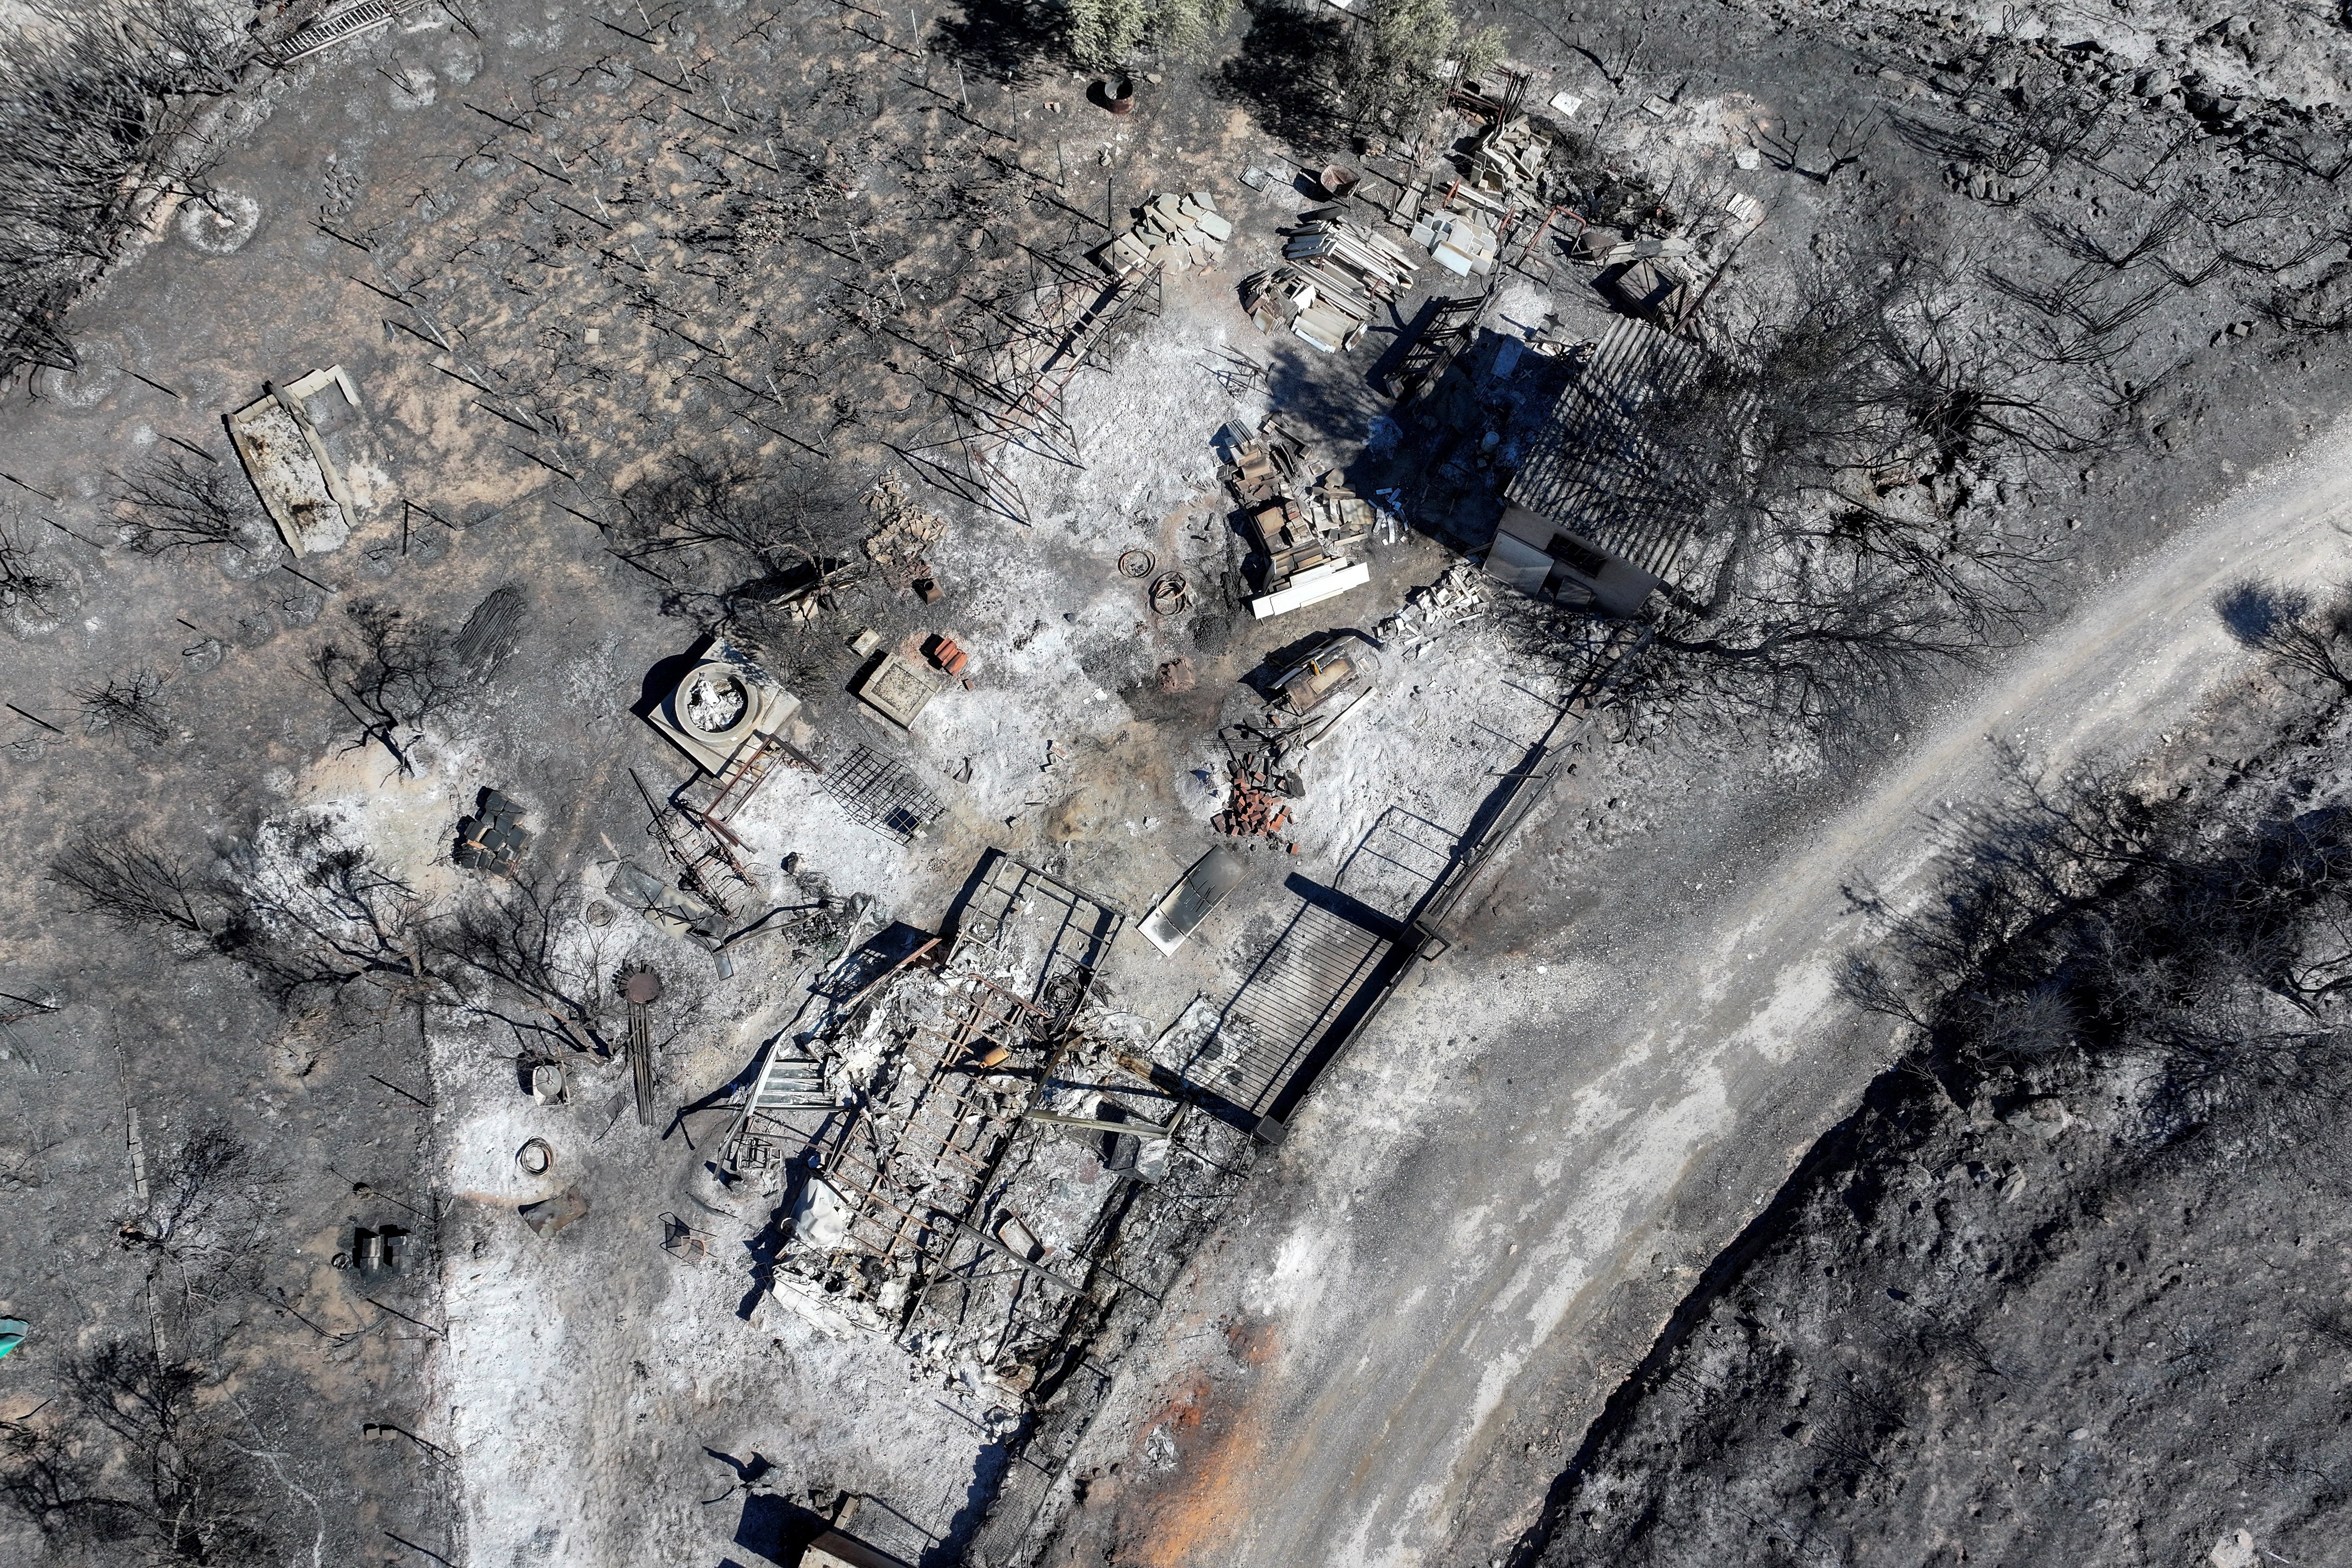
xmin=1242 ymin=215 xmax=1421 ymax=354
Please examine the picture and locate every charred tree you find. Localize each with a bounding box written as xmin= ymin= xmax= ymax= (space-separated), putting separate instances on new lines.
xmin=310 ymin=601 xmax=461 ymax=776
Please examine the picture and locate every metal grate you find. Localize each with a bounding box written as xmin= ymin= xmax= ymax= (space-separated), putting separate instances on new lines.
xmin=825 ymin=744 xmax=946 ymax=843
xmin=267 ymin=0 xmax=401 ymax=62
xmin=1189 ymin=902 xmax=1392 ymax=1117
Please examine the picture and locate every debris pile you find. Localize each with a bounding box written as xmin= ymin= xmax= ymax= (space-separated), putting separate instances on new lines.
xmin=924 ymin=633 xmax=970 ymax=678
xmin=1574 ymin=192 xmax=1763 ymax=330
xmin=1222 ymin=415 xmax=1309 ymax=505
xmin=453 ymin=787 xmax=532 ymax=874
xmin=1376 ymin=561 xmax=1490 ymax=656
xmin=703 ymin=850 xmax=1244 ymax=1428
xmin=1209 ymin=718 xmax=1315 ymax=847
xmin=1243 ymin=213 xmax=1419 ymax=353
xmin=1213 ymin=767 xmax=1294 ymax=842
xmin=863 ymin=471 xmax=947 ymax=592
xmin=228 ymin=364 xmax=368 ymax=557
xmin=1469 ymin=114 xmax=1559 ymax=204
xmin=1411 ymin=206 xmax=1502 ymax=277
xmin=1098 ymin=190 xmax=1233 ymax=277
xmin=1222 ymin=418 xmax=1384 ymax=619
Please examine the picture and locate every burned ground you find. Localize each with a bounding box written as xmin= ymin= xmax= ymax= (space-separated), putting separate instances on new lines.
xmin=1525 ymin=650 xmax=2352 ymax=1568
xmin=4 ymin=0 xmax=2352 ymax=1566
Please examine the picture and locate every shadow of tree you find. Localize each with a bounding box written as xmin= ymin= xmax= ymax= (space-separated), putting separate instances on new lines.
xmin=1213 ymin=0 xmax=1348 ymax=155
xmin=931 ymin=0 xmax=1066 ymax=88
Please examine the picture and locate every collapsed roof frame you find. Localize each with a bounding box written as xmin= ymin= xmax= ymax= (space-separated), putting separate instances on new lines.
xmin=897 ymin=258 xmax=1165 ymax=527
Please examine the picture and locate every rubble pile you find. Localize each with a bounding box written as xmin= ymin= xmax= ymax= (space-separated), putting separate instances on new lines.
xmin=1213 ymin=764 xmax=1294 ymax=843
xmin=1098 ymin=190 xmax=1233 ymax=277
xmin=1221 ymin=415 xmax=1309 ymax=505
xmin=453 ymin=788 xmax=532 ymax=874
xmin=1468 ymin=114 xmax=1559 ymax=205
xmin=1243 ymin=213 xmax=1419 ymax=353
xmin=1219 ymin=418 xmax=1389 ymax=620
xmin=1573 ymin=191 xmax=1763 ymax=327
xmin=1377 ymin=561 xmax=1490 ymax=655
xmin=862 ymin=470 xmax=947 ymax=592
xmin=1412 ymin=206 xmax=1502 ymax=277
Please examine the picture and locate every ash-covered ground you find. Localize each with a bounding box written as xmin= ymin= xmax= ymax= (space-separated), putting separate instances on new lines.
xmin=5 ymin=0 xmax=2352 ymax=1566
xmin=1529 ymin=655 xmax=2352 ymax=1568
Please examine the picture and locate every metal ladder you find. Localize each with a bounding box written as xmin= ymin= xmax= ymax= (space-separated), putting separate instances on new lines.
xmin=270 ymin=0 xmax=400 ymax=63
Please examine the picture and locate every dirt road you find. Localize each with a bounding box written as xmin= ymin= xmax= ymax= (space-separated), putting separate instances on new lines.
xmin=1030 ymin=444 xmax=2352 ymax=1568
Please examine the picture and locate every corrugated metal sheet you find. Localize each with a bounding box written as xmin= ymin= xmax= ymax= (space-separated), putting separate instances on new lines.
xmin=1504 ymin=317 xmax=1716 ymax=590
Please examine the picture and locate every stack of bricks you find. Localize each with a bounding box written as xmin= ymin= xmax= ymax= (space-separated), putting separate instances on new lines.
xmin=926 ymin=633 xmax=970 ymax=678
xmin=1213 ymin=764 xmax=1295 ymax=849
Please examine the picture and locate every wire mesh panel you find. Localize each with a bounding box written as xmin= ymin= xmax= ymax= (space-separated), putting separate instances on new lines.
xmin=1188 ymin=902 xmax=1392 ymax=1117
xmin=826 ymin=743 xmax=946 ymax=843
xmin=957 ymin=852 xmax=1126 ymax=1004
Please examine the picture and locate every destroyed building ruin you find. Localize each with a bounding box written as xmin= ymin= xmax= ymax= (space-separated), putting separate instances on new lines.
xmin=718 ymin=849 xmax=1258 ymax=1521
xmin=1488 ymin=318 xmax=1715 ymax=614
xmin=227 ymin=363 xmax=373 ymax=556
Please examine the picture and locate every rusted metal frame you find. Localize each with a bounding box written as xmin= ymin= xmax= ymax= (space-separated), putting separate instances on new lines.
xmin=952 ymin=1219 xmax=1083 ymax=1297
xmin=896 ymin=1088 xmax=996 ymax=1176
xmin=687 ymin=818 xmax=756 ymax=889
xmin=816 ymin=1137 xmax=923 ymax=1216
xmin=909 ymin=1019 xmax=1012 ymax=1140
xmin=986 ymin=858 xmax=1103 ymax=997
xmin=861 ymin=1040 xmax=1004 ymax=1262
xmin=905 ymin=986 xmax=1037 ymax=1074
xmin=631 ymin=769 xmax=737 ymax=915
xmin=897 ymin=1025 xmax=1078 ymax=1332
xmin=898 ymin=1029 xmax=980 ymax=1084
xmin=702 ymin=730 xmax=791 ymax=822
xmin=696 ymin=808 xmax=752 ymax=852
xmin=1066 ymin=1174 xmax=1152 ymax=1314
xmin=987 ymin=850 xmax=1131 ymax=940
xmin=823 ymin=1107 xmax=917 ymax=1238
xmin=875 ymin=1116 xmax=1003 ymax=1265
xmin=818 ymin=1146 xmax=964 ymax=1275
xmin=967 ymin=969 xmax=1054 ymax=1021
xmin=820 ymin=1146 xmax=934 ymax=1236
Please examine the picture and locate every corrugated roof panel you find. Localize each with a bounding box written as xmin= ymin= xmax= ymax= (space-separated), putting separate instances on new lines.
xmin=1505 ymin=317 xmax=1723 ymax=589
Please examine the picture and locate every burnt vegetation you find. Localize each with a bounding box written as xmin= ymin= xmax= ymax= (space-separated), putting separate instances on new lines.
xmin=76 ymin=667 xmax=172 ymax=746
xmin=608 ymin=454 xmax=872 ymax=620
xmin=0 ymin=1339 xmax=283 ymax=1568
xmin=0 ymin=0 xmax=254 ymax=383
xmin=1844 ymin=584 xmax=2352 ymax=1115
xmin=0 ymin=521 xmax=65 ymax=616
xmin=109 ymin=449 xmax=268 ymax=557
xmin=1494 ymin=17 xmax=2352 ymax=747
xmin=114 ymin=1125 xmax=280 ymax=1318
xmin=1514 ymin=238 xmax=2111 ymax=738
xmin=310 ymin=601 xmax=462 ymax=777
xmin=1847 ymin=759 xmax=2352 ymax=1113
xmin=1528 ymin=613 xmax=2352 ymax=1567
xmin=46 ymin=810 xmax=610 ymax=1054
